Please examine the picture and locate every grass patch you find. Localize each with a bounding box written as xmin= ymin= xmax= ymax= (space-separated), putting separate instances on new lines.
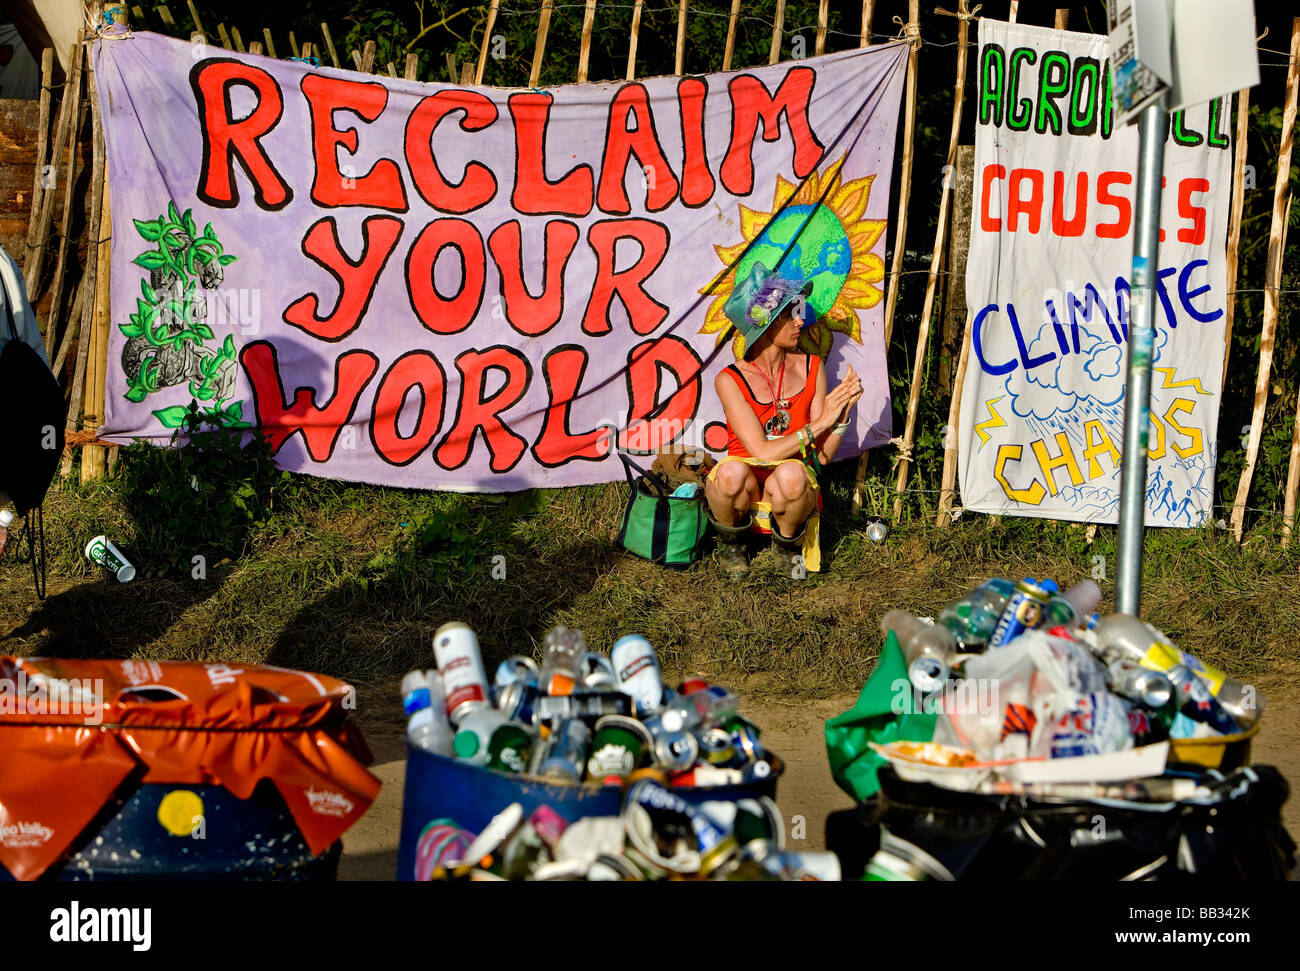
xmin=3 ymin=457 xmax=1299 ymax=709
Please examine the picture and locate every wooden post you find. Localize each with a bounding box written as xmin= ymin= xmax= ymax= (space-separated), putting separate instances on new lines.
xmin=231 ymin=26 xmax=245 ymax=53
xmin=1008 ymin=0 xmax=1019 ymax=21
xmin=186 ymin=0 xmax=206 ymax=41
xmin=938 ymin=145 xmax=973 ymax=391
xmin=1055 ymin=8 xmax=1068 ymax=30
xmin=63 ymin=70 xmax=107 ymax=479
xmin=24 ymin=45 xmax=73 ymax=297
xmin=320 ymin=23 xmax=341 ymax=68
xmin=361 ymin=40 xmax=376 ymax=74
xmin=816 ymin=0 xmax=829 ymax=56
xmin=1283 ymin=337 xmax=1300 ymax=544
xmin=263 ymin=29 xmax=278 ymax=59
xmin=461 ymin=63 xmax=474 ymax=86
xmin=1231 ymin=16 xmax=1300 ymax=541
xmin=476 ymin=0 xmax=501 ymax=84
xmin=82 ymin=173 xmax=112 ymax=483
xmin=27 ymin=48 xmax=53 ymax=249
xmin=43 ymin=41 xmax=86 ymax=359
xmin=861 ymin=0 xmax=875 ymax=46
xmin=388 ymin=61 xmax=399 ymax=79
xmin=883 ymin=0 xmax=919 ymax=347
xmin=627 ymin=0 xmax=645 ymax=79
xmin=675 ymin=0 xmax=688 ymax=77
xmin=722 ymin=0 xmax=740 ymax=70
xmin=289 ymin=31 xmax=301 ymax=59
xmin=405 ymin=53 xmax=419 ymax=80
xmin=216 ymin=23 xmax=232 ymax=50
xmin=52 ymin=278 xmax=84 ymax=378
xmin=769 ymin=0 xmax=787 ymax=65
xmin=852 ymin=0 xmax=917 ymax=514
xmin=530 ymin=1 xmax=554 ymax=88
xmin=578 ymin=0 xmax=597 ymax=82
xmin=894 ymin=0 xmax=971 ymax=521
xmin=301 ymin=42 xmax=314 ymax=62
xmin=249 ymin=41 xmax=264 ymax=56
xmin=157 ymin=5 xmax=175 ymax=29
xmin=1222 ymin=89 xmax=1250 ymax=383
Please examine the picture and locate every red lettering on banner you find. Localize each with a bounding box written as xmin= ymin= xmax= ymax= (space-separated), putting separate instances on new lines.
xmin=582 ymin=219 xmax=670 ymax=337
xmin=1095 ymin=171 xmax=1132 ymax=238
xmin=370 ymin=351 xmax=446 ymax=465
xmin=597 ymin=83 xmax=680 ymax=214
xmin=532 ymin=345 xmax=612 ymax=466
xmin=240 ymin=341 xmax=378 ymax=460
xmin=302 ymin=74 xmax=408 ymax=211
xmin=1177 ymin=177 xmax=1209 ymax=245
xmin=284 ymin=215 xmax=403 ymax=341
xmin=1051 ymin=171 xmax=1087 ymax=236
xmin=721 ymin=69 xmax=825 ymax=197
xmin=619 ymin=335 xmax=704 ymax=453
xmin=981 ymin=164 xmax=1005 ymax=231
xmin=487 ymin=220 xmax=578 ymax=337
xmin=509 ymin=93 xmax=595 ymax=217
xmin=405 ymin=90 xmax=499 ymax=213
xmin=1007 ymin=168 xmax=1043 ymax=233
xmin=406 ymin=219 xmax=487 ymax=335
xmin=677 ymin=78 xmax=716 ymax=208
xmin=435 ymin=346 xmax=532 ymax=472
xmin=190 ymin=60 xmax=291 ymax=210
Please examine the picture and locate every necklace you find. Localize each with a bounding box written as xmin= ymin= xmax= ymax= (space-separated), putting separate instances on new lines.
xmin=750 ymin=355 xmax=790 ymax=437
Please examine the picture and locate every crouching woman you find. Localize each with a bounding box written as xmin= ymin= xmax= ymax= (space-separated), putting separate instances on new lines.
xmin=704 ymin=264 xmax=863 ymax=578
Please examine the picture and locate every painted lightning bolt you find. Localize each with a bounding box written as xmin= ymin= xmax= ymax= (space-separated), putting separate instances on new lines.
xmin=973 ymin=396 xmax=1007 ymax=448
xmin=1153 ymin=368 xmax=1212 ymax=395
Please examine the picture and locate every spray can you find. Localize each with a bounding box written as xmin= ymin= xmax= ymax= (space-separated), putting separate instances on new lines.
xmin=433 ymin=621 xmax=492 ymax=725
xmin=611 ymin=635 xmax=666 ymax=715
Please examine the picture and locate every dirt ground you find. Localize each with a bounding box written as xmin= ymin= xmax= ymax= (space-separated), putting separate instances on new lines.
xmin=337 ymin=684 xmax=1300 ymax=880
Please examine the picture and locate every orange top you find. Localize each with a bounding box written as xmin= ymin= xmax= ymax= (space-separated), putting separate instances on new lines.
xmin=721 ymin=353 xmax=820 ymax=458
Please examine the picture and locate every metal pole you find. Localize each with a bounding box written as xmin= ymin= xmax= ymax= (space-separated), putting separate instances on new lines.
xmin=1114 ymin=96 xmax=1168 ymax=616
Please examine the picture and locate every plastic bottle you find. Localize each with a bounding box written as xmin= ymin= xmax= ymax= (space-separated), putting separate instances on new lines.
xmin=538 ymin=626 xmax=587 ymax=696
xmin=452 ymin=708 xmax=509 ymax=766
xmin=1044 ymin=580 xmax=1102 ymax=629
xmin=402 ymin=670 xmax=455 ymax=756
xmin=658 ymin=685 xmax=739 ymax=734
xmin=935 ymin=579 xmax=1015 ymax=649
xmin=881 ymin=610 xmax=957 ymax=693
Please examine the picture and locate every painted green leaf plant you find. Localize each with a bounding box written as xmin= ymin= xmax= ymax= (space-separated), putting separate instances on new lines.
xmin=119 ymin=202 xmax=248 ymax=429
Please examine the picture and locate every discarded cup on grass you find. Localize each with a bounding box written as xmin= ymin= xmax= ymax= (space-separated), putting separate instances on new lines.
xmin=85 ymin=535 xmax=136 ymax=582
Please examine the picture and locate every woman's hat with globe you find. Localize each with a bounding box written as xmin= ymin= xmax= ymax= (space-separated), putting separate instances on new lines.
xmin=723 ymin=261 xmax=816 ymax=358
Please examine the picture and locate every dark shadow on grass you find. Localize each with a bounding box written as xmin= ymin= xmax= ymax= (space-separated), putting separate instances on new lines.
xmin=265 ymin=538 xmax=626 ymax=688
xmin=1 ymin=573 xmax=225 ymax=658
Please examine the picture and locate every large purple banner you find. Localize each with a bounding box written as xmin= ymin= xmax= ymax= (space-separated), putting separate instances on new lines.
xmin=94 ymin=32 xmax=905 ymax=491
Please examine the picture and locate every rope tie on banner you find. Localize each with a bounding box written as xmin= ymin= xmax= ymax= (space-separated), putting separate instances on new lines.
xmin=89 ymin=5 xmax=132 ymax=40
xmin=893 ymin=16 xmax=922 ymax=53
xmin=889 ymin=436 xmax=914 ymax=462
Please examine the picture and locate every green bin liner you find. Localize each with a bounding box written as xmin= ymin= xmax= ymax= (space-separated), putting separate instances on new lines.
xmin=825 ymin=630 xmax=939 ymax=802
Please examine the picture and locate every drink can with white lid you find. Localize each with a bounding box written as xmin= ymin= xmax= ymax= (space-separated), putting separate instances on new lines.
xmin=611 ymin=635 xmax=665 ymax=715
xmin=433 ymin=621 xmax=491 ymax=725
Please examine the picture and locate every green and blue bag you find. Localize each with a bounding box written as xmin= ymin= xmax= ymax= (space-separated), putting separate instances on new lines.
xmin=614 ymin=453 xmax=707 ymax=569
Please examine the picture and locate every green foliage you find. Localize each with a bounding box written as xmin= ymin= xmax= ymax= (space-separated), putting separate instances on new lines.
xmin=116 ymin=403 xmax=289 ymax=576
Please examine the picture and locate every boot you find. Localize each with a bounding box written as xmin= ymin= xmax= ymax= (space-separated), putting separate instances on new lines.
xmin=709 ymin=512 xmax=752 ymax=579
xmin=771 ymin=522 xmax=807 ymax=580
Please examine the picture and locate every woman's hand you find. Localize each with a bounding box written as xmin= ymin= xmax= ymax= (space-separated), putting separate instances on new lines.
xmin=823 ymin=365 xmax=862 ymax=427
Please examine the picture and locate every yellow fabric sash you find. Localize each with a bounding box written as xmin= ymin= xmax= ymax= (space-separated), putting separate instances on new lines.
xmin=706 ymin=456 xmax=821 ymax=572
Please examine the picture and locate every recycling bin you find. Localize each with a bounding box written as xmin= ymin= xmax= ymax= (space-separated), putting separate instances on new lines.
xmin=396 ymin=746 xmax=783 ymax=880
xmin=0 ymin=657 xmax=380 ymax=882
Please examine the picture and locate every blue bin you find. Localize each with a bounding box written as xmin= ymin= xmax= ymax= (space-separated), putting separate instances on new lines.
xmin=0 ymin=780 xmax=340 ymax=882
xmin=397 ymin=746 xmax=783 ymax=880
